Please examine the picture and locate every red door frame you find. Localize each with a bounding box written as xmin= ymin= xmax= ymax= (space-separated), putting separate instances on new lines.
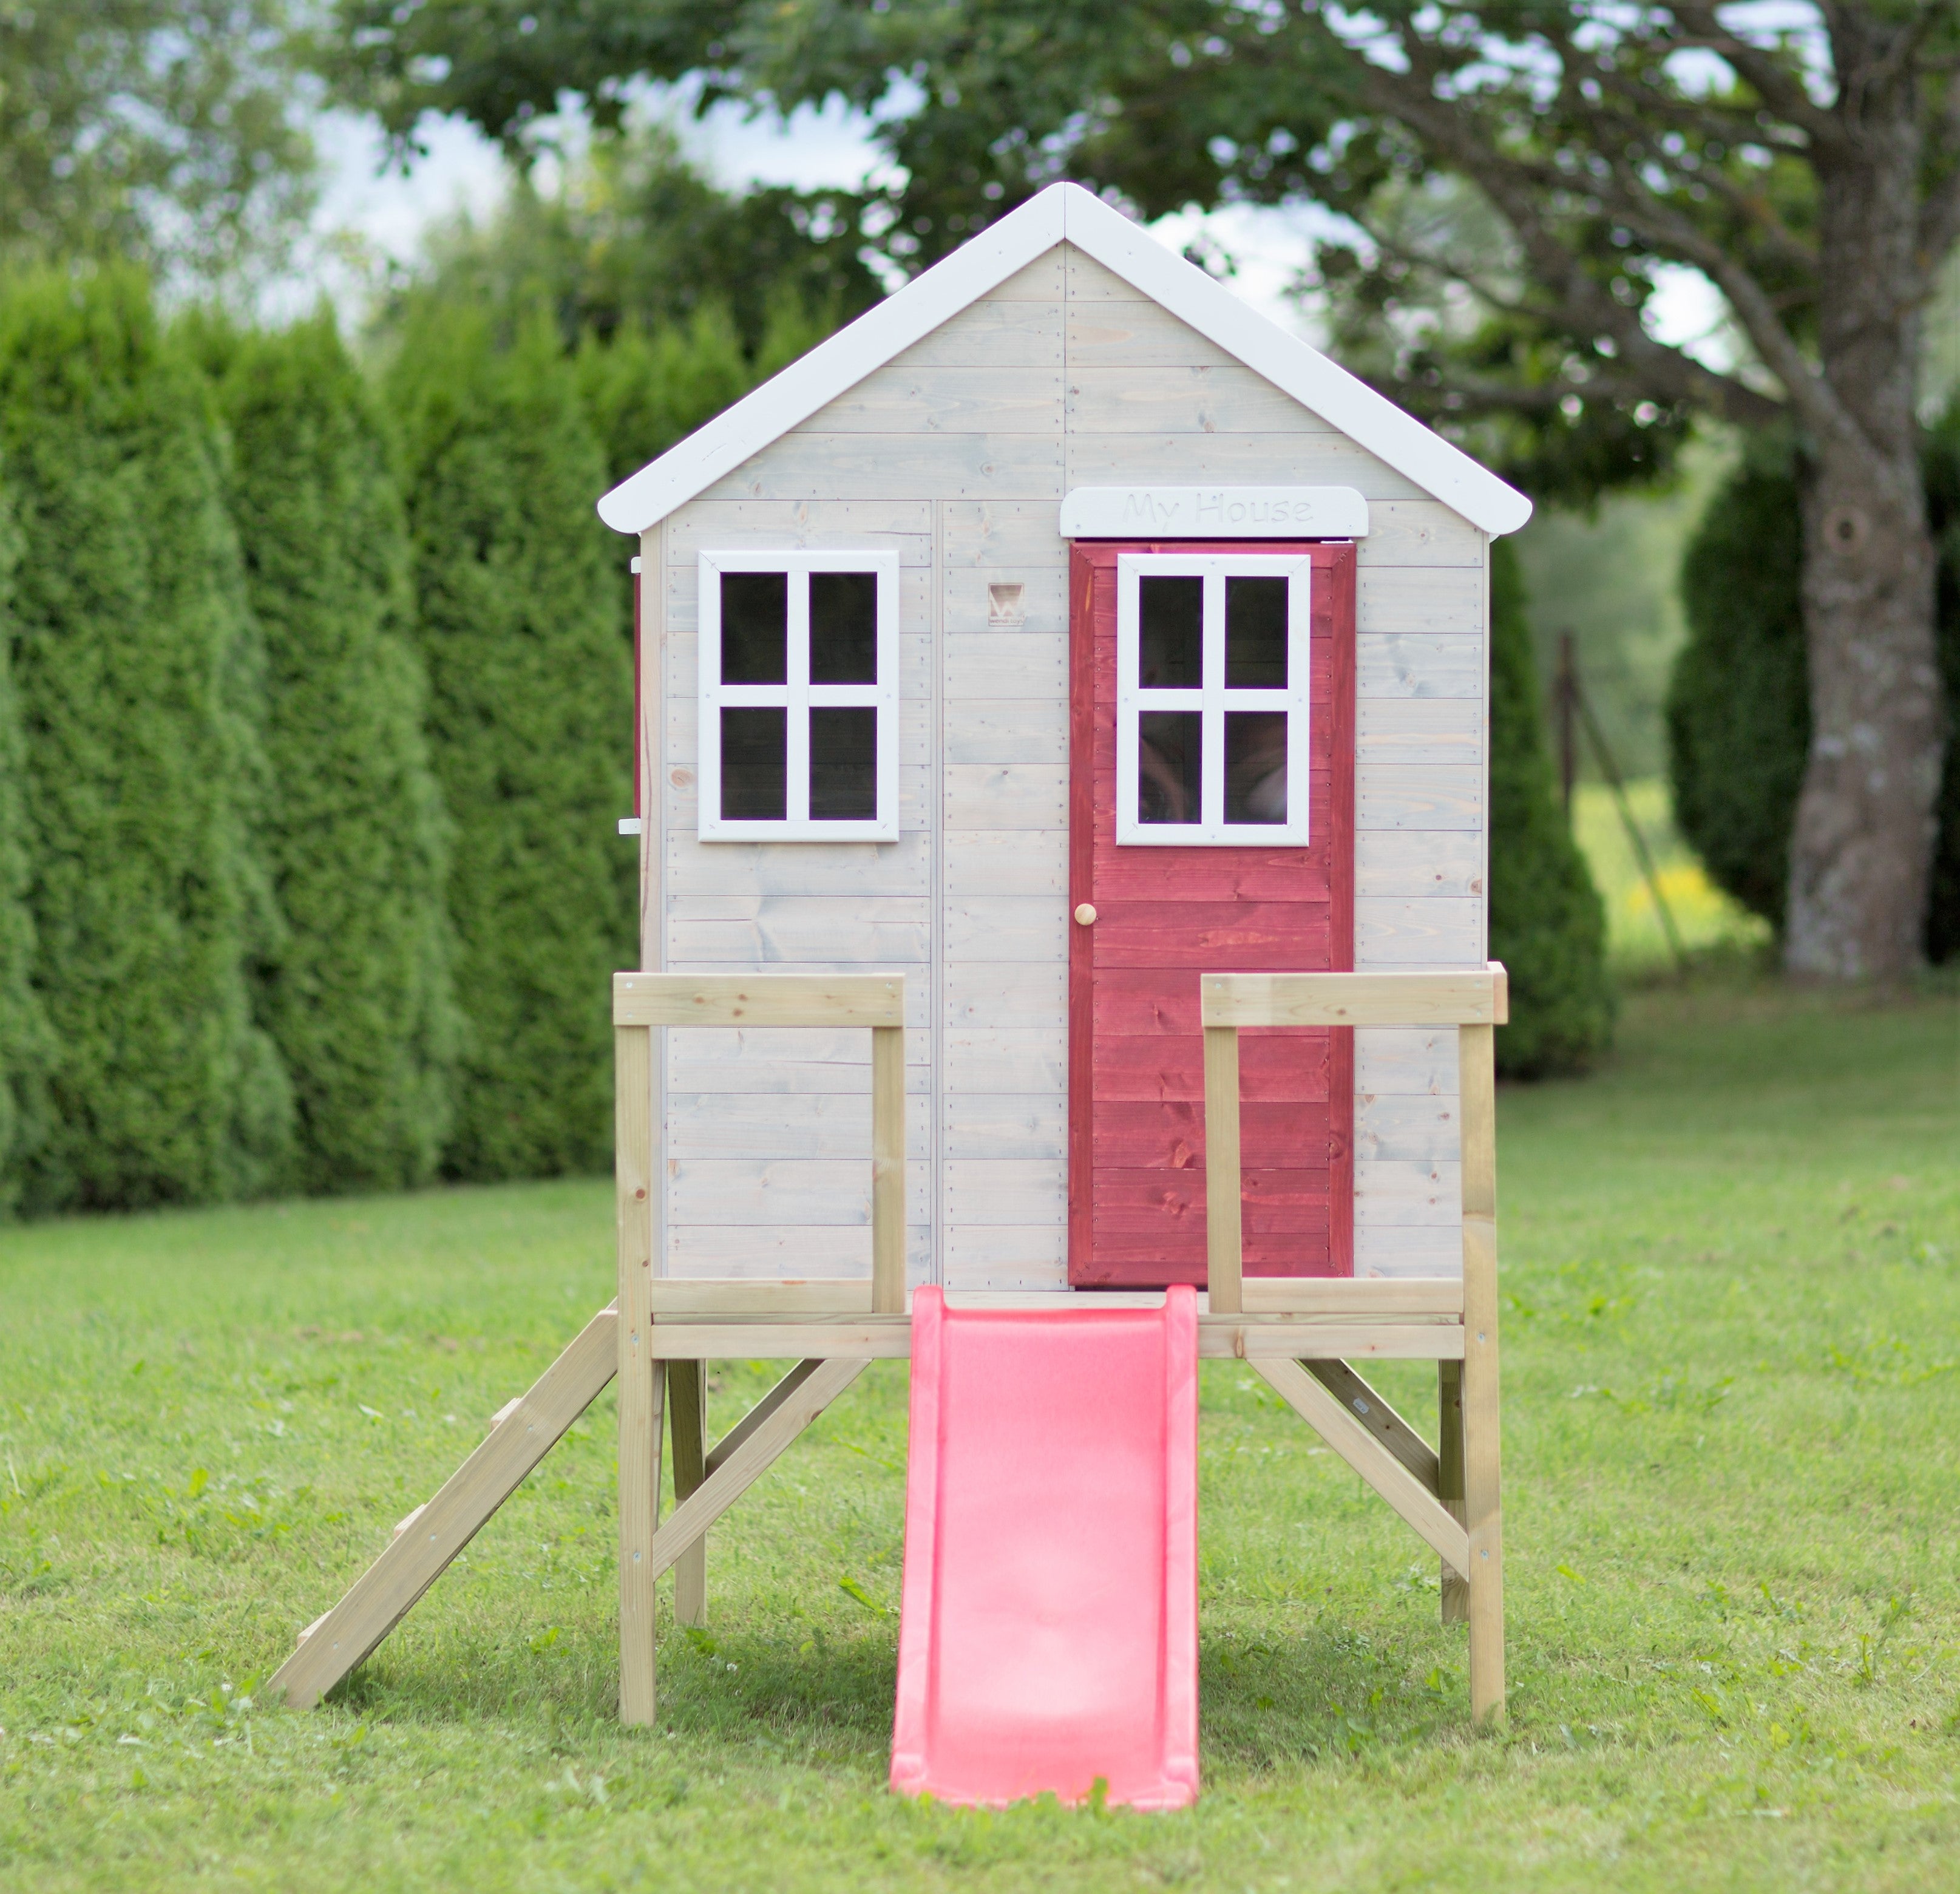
xmin=1066 ymin=540 xmax=1357 ymax=1286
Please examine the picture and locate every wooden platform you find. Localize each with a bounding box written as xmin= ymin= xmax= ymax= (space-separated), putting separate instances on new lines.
xmin=266 ymin=965 xmax=1505 ymax=1733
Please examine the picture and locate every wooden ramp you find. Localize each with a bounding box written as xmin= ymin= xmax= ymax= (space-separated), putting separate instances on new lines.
xmin=265 ymin=1302 xmax=619 ymax=1709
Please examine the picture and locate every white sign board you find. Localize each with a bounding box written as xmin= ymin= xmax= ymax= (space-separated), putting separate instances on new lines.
xmin=1058 ymin=486 xmax=1369 ymax=540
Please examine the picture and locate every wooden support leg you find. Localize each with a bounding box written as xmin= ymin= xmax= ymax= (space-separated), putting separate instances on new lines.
xmin=265 ymin=1302 xmax=619 ymax=1709
xmin=643 ymin=1358 xmax=868 ymax=1583
xmin=1437 ymin=1359 xmax=1468 ymax=1624
xmin=669 ymin=1360 xmax=708 ymax=1628
xmin=1459 ymin=1021 xmax=1505 ymax=1724
xmin=616 ymin=1021 xmax=660 ymax=1727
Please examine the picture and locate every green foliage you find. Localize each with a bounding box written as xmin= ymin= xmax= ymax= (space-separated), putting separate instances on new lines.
xmin=1489 ymin=538 xmax=1613 ymax=1077
xmin=396 ymin=127 xmax=879 ymax=363
xmin=0 ymin=486 xmax=53 ymax=1212
xmin=0 ymin=2 xmax=316 ymax=279
xmin=319 ymin=1 xmax=1933 ymax=500
xmin=0 ymin=267 xmax=291 ymax=1212
xmin=574 ymin=294 xmax=838 ymax=492
xmin=390 ymin=305 xmax=634 ymax=1180
xmin=192 ymin=310 xmax=461 ymax=1195
xmin=1667 ymin=439 xmax=1960 ymax=960
xmin=1666 ymin=444 xmax=1811 ymax=935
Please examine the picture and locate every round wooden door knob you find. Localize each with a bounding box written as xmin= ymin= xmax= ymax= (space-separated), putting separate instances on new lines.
xmin=1074 ymin=903 xmax=1097 ymax=926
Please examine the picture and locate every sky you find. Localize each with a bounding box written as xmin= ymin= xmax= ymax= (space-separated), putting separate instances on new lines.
xmin=299 ymin=87 xmax=1729 ymax=361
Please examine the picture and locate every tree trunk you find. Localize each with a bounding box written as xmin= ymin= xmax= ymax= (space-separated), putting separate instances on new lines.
xmin=1785 ymin=33 xmax=1945 ymax=980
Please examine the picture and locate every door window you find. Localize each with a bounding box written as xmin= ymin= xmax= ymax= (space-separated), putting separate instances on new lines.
xmin=1115 ymin=554 xmax=1311 ymax=845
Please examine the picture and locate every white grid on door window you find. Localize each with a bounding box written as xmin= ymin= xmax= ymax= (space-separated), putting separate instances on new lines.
xmin=697 ymin=549 xmax=900 ymax=841
xmin=1114 ymin=553 xmax=1312 ymax=846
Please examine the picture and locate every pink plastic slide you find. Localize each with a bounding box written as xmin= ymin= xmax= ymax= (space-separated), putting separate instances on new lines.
xmin=889 ymin=1286 xmax=1199 ymax=1809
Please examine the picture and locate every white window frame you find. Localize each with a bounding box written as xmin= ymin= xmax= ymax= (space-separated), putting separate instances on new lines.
xmin=1115 ymin=552 xmax=1312 ymax=846
xmin=697 ymin=549 xmax=900 ymax=843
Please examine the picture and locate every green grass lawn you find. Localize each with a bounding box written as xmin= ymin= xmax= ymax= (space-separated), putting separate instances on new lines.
xmin=3 ymin=977 xmax=1959 ymax=1891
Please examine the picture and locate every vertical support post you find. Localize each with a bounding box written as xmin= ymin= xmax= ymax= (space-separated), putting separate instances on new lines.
xmin=871 ymin=1022 xmax=907 ymax=1314
xmin=615 ymin=1019 xmax=660 ymax=1725
xmin=1458 ymin=1018 xmax=1504 ymax=1723
xmin=1437 ymin=1359 xmax=1468 ymax=1623
xmin=669 ymin=1360 xmax=708 ymax=1628
xmin=1202 ymin=1025 xmax=1243 ymax=1315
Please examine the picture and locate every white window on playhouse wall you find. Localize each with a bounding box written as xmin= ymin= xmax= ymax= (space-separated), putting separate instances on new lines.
xmin=697 ymin=550 xmax=900 ymax=841
xmin=1115 ymin=553 xmax=1312 ymax=847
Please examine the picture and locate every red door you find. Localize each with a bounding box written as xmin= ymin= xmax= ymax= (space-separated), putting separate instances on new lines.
xmin=1067 ymin=540 xmax=1356 ymax=1288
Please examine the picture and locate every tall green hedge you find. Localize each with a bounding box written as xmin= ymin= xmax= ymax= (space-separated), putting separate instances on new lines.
xmin=0 ymin=269 xmax=291 ymax=1212
xmin=1668 ymin=438 xmax=1960 ymax=960
xmin=0 ymin=488 xmax=53 ymax=1212
xmin=194 ymin=311 xmax=460 ymax=1195
xmin=390 ymin=307 xmax=634 ymax=1180
xmin=1490 ymin=538 xmax=1615 ymax=1076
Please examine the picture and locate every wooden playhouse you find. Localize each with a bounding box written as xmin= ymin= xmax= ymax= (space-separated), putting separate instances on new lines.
xmin=268 ymin=182 xmax=1530 ymax=1745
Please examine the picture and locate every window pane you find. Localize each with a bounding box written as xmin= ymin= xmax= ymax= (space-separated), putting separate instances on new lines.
xmin=721 ymin=572 xmax=787 ymax=683
xmin=1138 ymin=711 xmax=1202 ymax=824
xmin=1225 ymin=711 xmax=1287 ymax=824
xmin=810 ymin=572 xmax=878 ymax=682
xmin=1138 ymin=576 xmax=1202 ymax=687
xmin=810 ymin=707 xmax=878 ymax=820
xmin=721 ymin=707 xmax=787 ymax=820
xmin=1225 ymin=576 xmax=1288 ymax=688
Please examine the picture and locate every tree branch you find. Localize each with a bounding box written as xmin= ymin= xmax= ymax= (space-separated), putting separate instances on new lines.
xmin=1357 ymin=61 xmax=1785 ymax=432
xmin=1664 ymin=2 xmax=1848 ymax=154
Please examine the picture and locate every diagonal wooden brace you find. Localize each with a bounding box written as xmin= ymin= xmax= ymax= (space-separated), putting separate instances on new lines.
xmin=707 ymin=1360 xmax=824 ymax=1475
xmin=1252 ymin=1357 xmax=1470 ymax=1573
xmin=1303 ymin=1359 xmax=1441 ymax=1493
xmin=266 ymin=1301 xmax=620 ymax=1709
xmin=641 ymin=1357 xmax=868 ymax=1583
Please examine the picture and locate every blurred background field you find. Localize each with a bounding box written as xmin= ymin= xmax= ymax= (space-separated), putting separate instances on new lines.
xmin=1572 ymin=779 xmax=1771 ymax=973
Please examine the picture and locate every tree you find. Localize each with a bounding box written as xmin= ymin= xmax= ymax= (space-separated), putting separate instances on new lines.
xmin=388 ymin=305 xmax=635 ymax=1181
xmin=0 ymin=3 xmax=316 ymax=281
xmin=1670 ymin=432 xmax=1960 ymax=962
xmin=192 ymin=311 xmax=461 ymax=1195
xmin=0 ymin=268 xmax=291 ymax=1213
xmin=0 ymin=488 xmax=52 ymax=1213
xmin=392 ymin=124 xmax=880 ymax=361
xmin=329 ymin=0 xmax=1960 ymax=980
xmin=1489 ymin=540 xmax=1615 ymax=1075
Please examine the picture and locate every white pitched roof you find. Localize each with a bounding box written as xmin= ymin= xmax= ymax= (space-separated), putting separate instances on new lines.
xmin=597 ymin=182 xmax=1532 ymax=538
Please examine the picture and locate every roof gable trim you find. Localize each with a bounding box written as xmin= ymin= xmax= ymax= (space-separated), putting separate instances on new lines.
xmin=597 ymin=184 xmax=1531 ymax=538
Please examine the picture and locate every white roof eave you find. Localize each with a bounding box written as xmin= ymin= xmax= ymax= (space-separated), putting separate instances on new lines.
xmin=596 ymin=183 xmax=1532 ymax=540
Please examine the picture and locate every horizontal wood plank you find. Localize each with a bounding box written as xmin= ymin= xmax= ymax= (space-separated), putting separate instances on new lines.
xmin=1201 ymin=968 xmax=1500 ymax=1028
xmin=1354 ymin=500 xmax=1485 ymax=568
xmin=1062 ymin=433 xmax=1429 ymax=498
xmin=813 ymin=361 xmax=1065 ymax=434
xmin=891 ymin=300 xmax=1065 ymax=368
xmin=616 ymin=972 xmax=905 ymax=1028
xmin=710 ymin=432 xmax=1065 ymax=503
xmin=1066 ymin=362 xmax=1337 ymax=435
xmin=1355 ymin=829 xmax=1484 ymax=900
xmin=651 ymin=1280 xmax=875 ymax=1314
xmin=1357 ymin=633 xmax=1482 ymax=699
xmin=664 ymin=499 xmax=934 ymax=565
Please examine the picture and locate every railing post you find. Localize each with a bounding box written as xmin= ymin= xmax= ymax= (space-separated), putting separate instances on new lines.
xmin=871 ymin=1022 xmax=907 ymax=1313
xmin=1202 ymin=1023 xmax=1244 ymax=1315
